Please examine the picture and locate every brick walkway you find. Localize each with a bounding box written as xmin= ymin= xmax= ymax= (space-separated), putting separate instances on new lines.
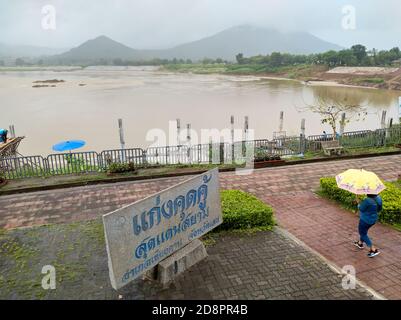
xmin=1 ymin=154 xmax=401 ymax=298
xmin=0 ymin=223 xmax=374 ymax=300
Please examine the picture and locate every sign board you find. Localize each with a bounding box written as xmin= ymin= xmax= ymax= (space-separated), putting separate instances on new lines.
xmin=102 ymin=168 xmax=222 ymax=290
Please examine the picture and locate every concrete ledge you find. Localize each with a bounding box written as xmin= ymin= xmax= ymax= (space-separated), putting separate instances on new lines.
xmin=157 ymin=239 xmax=208 ymax=286
xmin=1 ymin=151 xmax=400 ymax=196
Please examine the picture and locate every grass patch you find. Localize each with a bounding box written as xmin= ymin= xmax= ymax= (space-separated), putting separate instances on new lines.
xmin=0 ymin=163 xmax=243 ymax=192
xmin=354 ymin=77 xmax=385 ymax=84
xmin=162 ymin=64 xmax=228 ymax=74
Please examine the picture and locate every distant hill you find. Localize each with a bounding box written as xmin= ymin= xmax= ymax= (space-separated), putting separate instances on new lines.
xmin=50 ymin=35 xmax=139 ymax=64
xmin=149 ymin=25 xmax=343 ymax=60
xmin=45 ymin=25 xmax=342 ymax=64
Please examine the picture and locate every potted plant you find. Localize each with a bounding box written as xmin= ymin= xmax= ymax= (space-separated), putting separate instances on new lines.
xmin=253 ymin=148 xmax=285 ymax=169
xmin=107 ymin=162 xmax=137 ymax=176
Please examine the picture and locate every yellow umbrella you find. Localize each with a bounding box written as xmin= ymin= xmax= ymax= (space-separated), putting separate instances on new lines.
xmin=335 ymin=169 xmax=386 ymax=195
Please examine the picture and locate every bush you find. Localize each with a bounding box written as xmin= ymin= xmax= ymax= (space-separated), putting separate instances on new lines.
xmin=0 ymin=171 xmax=5 ymax=184
xmin=217 ymin=190 xmax=275 ymax=231
xmin=320 ymin=177 xmax=401 ymax=224
xmin=254 ymin=148 xmax=281 ymax=162
xmin=108 ymin=162 xmax=136 ymax=174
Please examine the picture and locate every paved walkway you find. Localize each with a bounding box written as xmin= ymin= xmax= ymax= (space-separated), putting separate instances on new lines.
xmin=1 ymin=154 xmax=401 ymax=299
xmin=0 ymin=222 xmax=374 ymax=300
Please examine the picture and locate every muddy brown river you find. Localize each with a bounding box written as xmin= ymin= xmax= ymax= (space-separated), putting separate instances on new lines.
xmin=0 ymin=66 xmax=399 ymax=156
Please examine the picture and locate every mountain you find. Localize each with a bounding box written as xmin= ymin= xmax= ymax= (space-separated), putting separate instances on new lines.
xmin=47 ymin=25 xmax=342 ymax=64
xmin=150 ymin=25 xmax=343 ymax=60
xmin=50 ymin=35 xmax=139 ymax=63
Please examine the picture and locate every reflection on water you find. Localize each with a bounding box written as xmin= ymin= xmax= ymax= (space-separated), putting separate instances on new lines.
xmin=310 ymin=85 xmax=397 ymax=108
xmin=0 ymin=67 xmax=399 ymax=156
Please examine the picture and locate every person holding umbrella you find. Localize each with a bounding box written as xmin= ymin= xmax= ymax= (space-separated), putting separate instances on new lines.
xmin=336 ymin=169 xmax=385 ymax=258
xmin=354 ymin=194 xmax=382 ymax=257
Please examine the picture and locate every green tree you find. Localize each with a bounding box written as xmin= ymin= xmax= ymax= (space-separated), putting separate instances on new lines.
xmin=15 ymin=58 xmax=25 ymax=66
xmin=351 ymin=44 xmax=367 ymax=64
xmin=270 ymin=52 xmax=282 ymax=67
xmin=306 ymin=94 xmax=367 ymax=139
xmin=337 ymin=49 xmax=357 ymax=66
xmin=236 ymin=53 xmax=244 ymax=64
xmin=113 ymin=58 xmax=123 ymax=66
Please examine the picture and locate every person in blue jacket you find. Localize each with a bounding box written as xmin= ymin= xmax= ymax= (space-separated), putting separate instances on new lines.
xmin=354 ymin=194 xmax=382 ymax=257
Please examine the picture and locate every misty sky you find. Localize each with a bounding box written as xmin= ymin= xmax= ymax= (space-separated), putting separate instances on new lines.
xmin=1 ymin=0 xmax=400 ymax=50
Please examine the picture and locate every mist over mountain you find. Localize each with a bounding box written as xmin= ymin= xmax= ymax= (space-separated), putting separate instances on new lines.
xmin=5 ymin=25 xmax=343 ymax=64
xmin=0 ymin=43 xmax=66 ymax=59
xmin=147 ymin=25 xmax=343 ymax=60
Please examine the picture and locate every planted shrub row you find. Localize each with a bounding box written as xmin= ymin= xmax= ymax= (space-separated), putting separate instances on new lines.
xmin=217 ymin=190 xmax=275 ymax=231
xmin=108 ymin=162 xmax=136 ymax=174
xmin=320 ymin=177 xmax=401 ymax=224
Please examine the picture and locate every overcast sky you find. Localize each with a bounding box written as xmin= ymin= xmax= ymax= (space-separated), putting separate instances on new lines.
xmin=1 ymin=0 xmax=400 ymax=50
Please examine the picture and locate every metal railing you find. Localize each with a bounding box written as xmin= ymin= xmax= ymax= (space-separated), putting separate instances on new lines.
xmin=1 ymin=126 xmax=400 ymax=180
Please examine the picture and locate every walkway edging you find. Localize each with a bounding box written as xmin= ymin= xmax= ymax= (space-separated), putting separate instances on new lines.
xmin=1 ymin=151 xmax=400 ymax=197
xmin=275 ymin=227 xmax=386 ymax=300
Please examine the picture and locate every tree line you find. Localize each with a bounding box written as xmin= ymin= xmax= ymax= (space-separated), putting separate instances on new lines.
xmin=235 ymin=45 xmax=401 ymax=68
xmin=3 ymin=44 xmax=401 ymax=68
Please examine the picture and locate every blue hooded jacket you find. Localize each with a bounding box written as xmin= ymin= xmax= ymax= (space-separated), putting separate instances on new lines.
xmin=358 ymin=196 xmax=382 ymax=225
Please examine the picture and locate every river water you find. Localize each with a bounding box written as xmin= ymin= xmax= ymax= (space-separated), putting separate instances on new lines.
xmin=0 ymin=66 xmax=399 ymax=156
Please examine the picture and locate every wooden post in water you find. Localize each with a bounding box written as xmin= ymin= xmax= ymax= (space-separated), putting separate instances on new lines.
xmin=300 ymin=119 xmax=306 ymax=156
xmin=386 ymin=118 xmax=393 ymax=140
xmin=118 ymin=119 xmax=126 ymax=162
xmin=339 ymin=113 xmax=346 ymax=136
xmin=279 ymin=111 xmax=284 ymax=133
xmin=230 ymin=116 xmax=234 ymax=143
xmin=301 ymin=119 xmax=306 ymax=137
xmin=381 ymin=110 xmax=387 ymax=129
xmin=244 ymin=116 xmax=249 ymax=141
xmin=176 ymin=118 xmax=181 ymax=146
xmin=186 ymin=123 xmax=191 ymax=164
xmin=8 ymin=125 xmax=16 ymax=138
xmin=230 ymin=116 xmax=235 ymax=163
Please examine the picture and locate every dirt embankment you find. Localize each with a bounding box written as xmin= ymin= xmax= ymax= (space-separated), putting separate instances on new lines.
xmin=307 ymin=67 xmax=401 ymax=91
xmin=261 ymin=66 xmax=401 ymax=91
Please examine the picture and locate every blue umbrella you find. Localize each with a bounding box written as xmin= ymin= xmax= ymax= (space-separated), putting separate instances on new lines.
xmin=52 ymin=140 xmax=86 ymax=152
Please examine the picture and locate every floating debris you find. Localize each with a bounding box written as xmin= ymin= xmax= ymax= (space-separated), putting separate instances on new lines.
xmin=33 ymin=79 xmax=65 ymax=84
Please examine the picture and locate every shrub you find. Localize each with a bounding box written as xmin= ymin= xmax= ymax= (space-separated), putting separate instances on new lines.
xmin=0 ymin=171 xmax=5 ymax=184
xmin=108 ymin=162 xmax=136 ymax=174
xmin=254 ymin=148 xmax=281 ymax=162
xmin=217 ymin=190 xmax=275 ymax=231
xmin=320 ymin=177 xmax=401 ymax=224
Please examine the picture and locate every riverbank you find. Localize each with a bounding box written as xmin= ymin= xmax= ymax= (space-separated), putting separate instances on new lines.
xmin=161 ymin=63 xmax=401 ymax=91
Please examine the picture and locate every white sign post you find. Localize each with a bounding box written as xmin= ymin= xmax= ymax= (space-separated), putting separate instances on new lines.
xmin=102 ymin=168 xmax=222 ymax=290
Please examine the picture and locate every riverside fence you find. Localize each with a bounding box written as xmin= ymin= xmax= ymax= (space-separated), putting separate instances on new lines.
xmin=1 ymin=126 xmax=401 ymax=180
